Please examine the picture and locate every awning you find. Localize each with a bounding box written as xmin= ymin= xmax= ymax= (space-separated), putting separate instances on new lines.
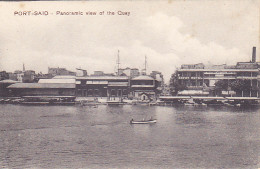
xmin=226 ymin=97 xmax=260 ymax=100
xmin=178 ymin=90 xmax=209 ymax=95
xmin=159 ymin=96 xmax=191 ymax=99
xmin=86 ymin=81 xmax=108 ymax=84
xmin=108 ymin=82 xmax=128 ymax=87
xmin=192 ymin=96 xmax=225 ymax=100
xmin=131 ymin=85 xmax=154 ymax=88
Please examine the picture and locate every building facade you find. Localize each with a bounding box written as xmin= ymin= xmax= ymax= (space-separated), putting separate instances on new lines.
xmin=76 ymin=76 xmax=129 ymax=98
xmin=118 ymin=68 xmax=140 ymax=78
xmin=174 ymin=47 xmax=260 ymax=97
xmin=7 ymin=83 xmax=75 ymax=97
xmin=0 ymin=71 xmax=9 ymax=80
xmin=130 ymin=75 xmax=159 ymax=100
xmin=23 ymin=70 xmax=36 ymax=83
xmin=48 ymin=67 xmax=76 ymax=76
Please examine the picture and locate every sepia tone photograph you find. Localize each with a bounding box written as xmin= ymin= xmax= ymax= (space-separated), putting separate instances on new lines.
xmin=0 ymin=0 xmax=259 ymax=168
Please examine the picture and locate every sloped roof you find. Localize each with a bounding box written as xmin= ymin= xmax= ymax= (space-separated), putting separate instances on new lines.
xmin=38 ymin=79 xmax=75 ymax=83
xmin=53 ymin=76 xmax=76 ymax=79
xmin=7 ymin=83 xmax=75 ymax=89
xmin=0 ymin=79 xmax=21 ymax=83
xmin=132 ymin=75 xmax=154 ymax=80
xmin=76 ymin=76 xmax=129 ymax=80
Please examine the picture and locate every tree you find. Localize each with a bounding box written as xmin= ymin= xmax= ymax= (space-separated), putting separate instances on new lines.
xmin=215 ymin=79 xmax=229 ymax=91
xmin=229 ymin=79 xmax=252 ymax=97
xmin=230 ymin=79 xmax=251 ymax=91
xmin=214 ymin=79 xmax=230 ymax=96
xmin=169 ymin=72 xmax=187 ymax=95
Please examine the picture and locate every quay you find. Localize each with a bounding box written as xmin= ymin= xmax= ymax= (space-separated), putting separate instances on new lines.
xmin=0 ymin=47 xmax=259 ymax=106
xmin=1 ymin=95 xmax=260 ymax=107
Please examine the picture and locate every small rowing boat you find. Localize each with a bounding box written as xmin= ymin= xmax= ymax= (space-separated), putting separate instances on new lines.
xmin=130 ymin=119 xmax=157 ymax=124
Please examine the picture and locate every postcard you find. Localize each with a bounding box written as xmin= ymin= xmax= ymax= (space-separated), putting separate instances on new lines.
xmin=0 ymin=1 xmax=259 ymax=169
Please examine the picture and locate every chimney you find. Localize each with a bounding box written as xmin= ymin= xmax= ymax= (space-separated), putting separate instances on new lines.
xmin=252 ymin=46 xmax=256 ymax=63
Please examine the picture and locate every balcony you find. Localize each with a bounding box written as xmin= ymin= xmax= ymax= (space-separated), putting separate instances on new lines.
xmin=236 ymin=76 xmax=257 ymax=80
xmin=203 ymin=77 xmax=236 ymax=80
xmin=131 ymin=85 xmax=155 ymax=88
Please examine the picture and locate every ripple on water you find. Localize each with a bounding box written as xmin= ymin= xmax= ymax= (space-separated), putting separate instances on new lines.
xmin=0 ymin=104 xmax=259 ymax=169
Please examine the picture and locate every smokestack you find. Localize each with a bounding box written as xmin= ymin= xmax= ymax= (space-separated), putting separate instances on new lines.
xmin=252 ymin=46 xmax=256 ymax=63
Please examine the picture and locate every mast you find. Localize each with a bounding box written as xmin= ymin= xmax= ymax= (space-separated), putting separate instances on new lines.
xmin=117 ymin=50 xmax=120 ymax=76
xmin=144 ymin=55 xmax=147 ymax=75
xmin=23 ymin=63 xmax=25 ymax=72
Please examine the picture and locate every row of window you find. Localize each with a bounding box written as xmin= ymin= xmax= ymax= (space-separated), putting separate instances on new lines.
xmin=77 ymin=89 xmax=128 ymax=97
xmin=178 ymin=72 xmax=258 ymax=77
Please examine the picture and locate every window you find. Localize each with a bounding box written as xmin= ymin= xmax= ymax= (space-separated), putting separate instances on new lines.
xmin=94 ymin=89 xmax=99 ymax=96
xmin=111 ymin=89 xmax=116 ymax=96
xmin=88 ymin=89 xmax=93 ymax=96
xmin=123 ymin=89 xmax=128 ymax=95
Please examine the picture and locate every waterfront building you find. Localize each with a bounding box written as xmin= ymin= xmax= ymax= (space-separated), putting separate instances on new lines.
xmin=176 ymin=65 xmax=259 ymax=97
xmin=130 ymin=75 xmax=159 ymax=100
xmin=76 ymin=76 xmax=129 ymax=98
xmin=0 ymin=79 xmax=20 ymax=97
xmin=174 ymin=47 xmax=260 ymax=97
xmin=38 ymin=78 xmax=75 ymax=84
xmin=7 ymin=83 xmax=75 ymax=97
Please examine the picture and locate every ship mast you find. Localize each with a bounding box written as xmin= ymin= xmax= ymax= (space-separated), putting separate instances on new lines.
xmin=144 ymin=55 xmax=147 ymax=75
xmin=117 ymin=50 xmax=120 ymax=76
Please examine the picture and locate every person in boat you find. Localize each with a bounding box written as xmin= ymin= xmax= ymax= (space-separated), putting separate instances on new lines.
xmin=130 ymin=119 xmax=133 ymax=123
xmin=150 ymin=116 xmax=153 ymax=121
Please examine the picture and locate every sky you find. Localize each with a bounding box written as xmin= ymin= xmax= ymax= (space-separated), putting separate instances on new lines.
xmin=0 ymin=0 xmax=259 ymax=82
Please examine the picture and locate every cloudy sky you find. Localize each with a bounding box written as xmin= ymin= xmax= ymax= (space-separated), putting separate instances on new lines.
xmin=0 ymin=1 xmax=259 ymax=82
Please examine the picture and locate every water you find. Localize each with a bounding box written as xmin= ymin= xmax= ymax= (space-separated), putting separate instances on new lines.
xmin=0 ymin=104 xmax=259 ymax=169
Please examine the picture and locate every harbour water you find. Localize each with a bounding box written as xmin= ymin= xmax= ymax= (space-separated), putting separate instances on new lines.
xmin=0 ymin=104 xmax=259 ymax=169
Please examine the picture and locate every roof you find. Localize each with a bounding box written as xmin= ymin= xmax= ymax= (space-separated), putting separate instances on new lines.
xmin=192 ymin=96 xmax=226 ymax=100
xmin=76 ymin=76 xmax=129 ymax=80
xmin=53 ymin=76 xmax=76 ymax=79
xmin=178 ymin=69 xmax=259 ymax=72
xmin=7 ymin=83 xmax=75 ymax=89
xmin=132 ymin=75 xmax=154 ymax=80
xmin=38 ymin=79 xmax=75 ymax=83
xmin=226 ymin=97 xmax=260 ymax=100
xmin=0 ymin=79 xmax=21 ymax=83
xmin=159 ymin=96 xmax=191 ymax=99
xmin=22 ymin=96 xmax=75 ymax=98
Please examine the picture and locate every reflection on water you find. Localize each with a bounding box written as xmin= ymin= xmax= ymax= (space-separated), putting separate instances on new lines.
xmin=0 ymin=104 xmax=259 ymax=169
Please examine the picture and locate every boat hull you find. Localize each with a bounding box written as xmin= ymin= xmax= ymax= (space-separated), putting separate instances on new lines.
xmin=130 ymin=120 xmax=156 ymax=124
